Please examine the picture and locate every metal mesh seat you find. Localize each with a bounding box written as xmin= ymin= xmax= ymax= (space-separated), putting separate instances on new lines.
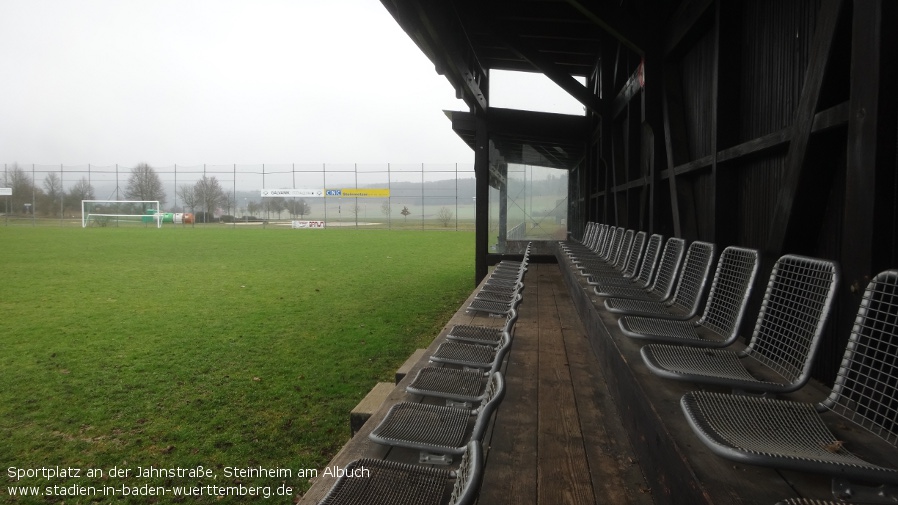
xmin=370 ymin=373 xmax=504 ymax=464
xmin=774 ymin=500 xmax=843 ymax=505
xmin=641 ymin=254 xmax=838 ymax=393
xmin=562 ymin=222 xmax=601 ymax=255
xmin=483 ymin=275 xmax=523 ymax=288
xmin=429 ymin=332 xmax=511 ymax=369
xmin=575 ymin=229 xmax=634 ymax=273
xmin=561 ymin=225 xmax=600 ymax=261
xmin=619 ymin=247 xmax=760 ymax=346
xmin=580 ymin=231 xmax=647 ymax=281
xmin=432 ymin=331 xmax=511 ymax=369
xmin=477 ymin=282 xmax=522 ymax=296
xmin=593 ymin=237 xmax=685 ymax=301
xmin=587 ymin=233 xmax=662 ymax=288
xmin=447 ymin=308 xmax=518 ymax=345
xmin=473 ymin=285 xmax=523 ymax=304
xmin=604 ymin=241 xmax=715 ymax=319
xmin=569 ymin=225 xmax=617 ymax=265
xmin=447 ymin=326 xmax=505 ymax=345
xmin=681 ymin=270 xmax=898 ymax=502
xmin=319 ymin=441 xmax=483 ymax=505
xmin=406 ymin=368 xmax=494 ymax=405
xmin=467 ymin=293 xmax=521 ymax=316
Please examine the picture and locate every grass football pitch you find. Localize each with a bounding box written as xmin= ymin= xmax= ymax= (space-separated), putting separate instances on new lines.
xmin=0 ymin=226 xmax=474 ymax=503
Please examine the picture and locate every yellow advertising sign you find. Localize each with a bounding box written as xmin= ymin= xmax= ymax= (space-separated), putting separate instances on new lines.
xmin=338 ymin=188 xmax=390 ymax=198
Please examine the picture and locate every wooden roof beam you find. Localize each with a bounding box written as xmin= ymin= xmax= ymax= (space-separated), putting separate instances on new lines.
xmin=563 ymin=0 xmax=646 ymax=56
xmin=381 ymin=0 xmax=488 ymax=112
xmin=490 ymin=23 xmax=602 ymax=115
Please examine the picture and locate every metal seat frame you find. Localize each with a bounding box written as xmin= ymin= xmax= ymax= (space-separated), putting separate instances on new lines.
xmin=618 ymin=246 xmax=759 ymax=346
xmin=593 ymin=237 xmax=686 ymax=302
xmin=467 ymin=293 xmax=522 ymax=316
xmin=604 ymin=241 xmax=716 ymax=320
xmin=587 ymin=233 xmax=662 ymax=288
xmin=369 ymin=373 xmax=504 ymax=464
xmin=473 ymin=284 xmax=523 ymax=304
xmin=318 ymin=441 xmax=483 ymax=505
xmin=641 ymin=254 xmax=839 ymax=394
xmin=681 ymin=270 xmax=898 ymax=503
xmin=575 ymin=228 xmax=634 ymax=273
xmin=580 ymin=230 xmax=646 ymax=281
xmin=447 ymin=308 xmax=518 ymax=346
xmin=429 ymin=331 xmax=512 ymax=370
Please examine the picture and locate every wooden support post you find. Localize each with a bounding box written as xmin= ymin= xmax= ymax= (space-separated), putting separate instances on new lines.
xmin=661 ymin=62 xmax=699 ymax=240
xmin=498 ymin=162 xmax=508 ymax=251
xmin=838 ymin=0 xmax=898 ymax=357
xmin=641 ymin=43 xmax=664 ymax=235
xmin=712 ymin=0 xmax=742 ymax=247
xmin=601 ymin=39 xmax=617 ymax=225
xmin=765 ymin=0 xmax=843 ymax=254
xmin=474 ymin=113 xmax=490 ymax=286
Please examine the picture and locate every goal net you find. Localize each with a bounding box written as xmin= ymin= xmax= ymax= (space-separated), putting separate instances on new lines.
xmin=82 ymin=200 xmax=163 ymax=228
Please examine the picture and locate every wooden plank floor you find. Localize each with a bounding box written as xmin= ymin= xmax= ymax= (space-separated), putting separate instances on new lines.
xmin=298 ymin=261 xmax=652 ymax=504
xmin=478 ymin=263 xmax=652 ymax=505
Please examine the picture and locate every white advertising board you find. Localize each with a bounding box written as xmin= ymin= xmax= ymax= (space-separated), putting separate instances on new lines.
xmin=261 ymin=188 xmax=323 ymax=198
xmin=0 ymin=188 xmax=11 ymax=196
xmin=291 ymin=221 xmax=325 ymax=229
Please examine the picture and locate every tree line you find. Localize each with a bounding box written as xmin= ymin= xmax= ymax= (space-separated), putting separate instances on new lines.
xmin=0 ymin=163 xmax=233 ymax=220
xmin=2 ymin=163 xmax=471 ymax=223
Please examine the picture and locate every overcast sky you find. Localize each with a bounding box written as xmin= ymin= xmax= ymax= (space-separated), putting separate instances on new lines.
xmin=0 ymin=0 xmax=585 ymax=168
xmin=0 ymin=0 xmax=475 ymax=166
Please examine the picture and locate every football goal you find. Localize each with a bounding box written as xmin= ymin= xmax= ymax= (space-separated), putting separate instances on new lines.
xmin=82 ymin=200 xmax=162 ymax=228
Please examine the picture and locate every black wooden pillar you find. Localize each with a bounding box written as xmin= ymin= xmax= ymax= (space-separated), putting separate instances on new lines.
xmin=498 ymin=162 xmax=508 ymax=251
xmin=839 ymin=0 xmax=898 ymax=338
xmin=474 ymin=113 xmax=490 ymax=285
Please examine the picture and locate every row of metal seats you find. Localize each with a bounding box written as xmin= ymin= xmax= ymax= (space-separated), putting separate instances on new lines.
xmin=564 ymin=222 xmax=898 ymax=504
xmin=318 ymin=245 xmax=530 ymax=505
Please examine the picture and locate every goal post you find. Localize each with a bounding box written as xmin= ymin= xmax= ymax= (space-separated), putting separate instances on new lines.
xmin=82 ymin=200 xmax=163 ymax=228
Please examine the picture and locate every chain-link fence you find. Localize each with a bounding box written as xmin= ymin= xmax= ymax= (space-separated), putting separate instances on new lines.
xmin=1 ymin=163 xmax=476 ymax=230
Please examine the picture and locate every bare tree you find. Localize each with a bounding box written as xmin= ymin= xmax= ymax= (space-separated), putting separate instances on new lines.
xmin=436 ymin=206 xmax=454 ymax=227
xmin=265 ymin=197 xmax=285 ymax=219
xmin=125 ymin=163 xmax=167 ymax=205
xmin=401 ymin=205 xmax=411 ymax=221
xmin=194 ymin=175 xmax=227 ymax=221
xmin=3 ymin=163 xmax=35 ymax=214
xmin=289 ymin=198 xmax=311 ymax=218
xmin=380 ymin=200 xmax=391 ymax=217
xmin=177 ymin=184 xmax=199 ymax=214
xmin=66 ymin=177 xmax=95 ymax=213
xmin=42 ymin=172 xmax=63 ymax=217
xmin=247 ymin=200 xmax=261 ymax=217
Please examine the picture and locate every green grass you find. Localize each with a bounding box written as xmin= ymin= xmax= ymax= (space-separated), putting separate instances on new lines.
xmin=0 ymin=226 xmax=474 ymax=503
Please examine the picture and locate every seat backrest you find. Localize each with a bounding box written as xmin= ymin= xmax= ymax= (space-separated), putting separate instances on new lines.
xmin=470 ymin=372 xmax=506 ymax=442
xmin=591 ymin=224 xmax=609 ymax=254
xmin=822 ymin=270 xmax=898 ymax=446
xmin=621 ymin=231 xmax=647 ymax=279
xmin=666 ymin=241 xmax=716 ymax=315
xmin=647 ymin=237 xmax=686 ymax=298
xmin=744 ymin=255 xmax=838 ymax=390
xmin=450 ymin=441 xmax=484 ymax=505
xmin=611 ymin=229 xmax=635 ymax=270
xmin=695 ymin=246 xmax=760 ymax=340
xmin=503 ymin=308 xmax=520 ymax=334
xmin=581 ymin=222 xmax=597 ymax=246
xmin=631 ymin=234 xmax=663 ymax=286
xmin=600 ymin=227 xmax=623 ymax=261
xmin=487 ymin=331 xmax=514 ymax=374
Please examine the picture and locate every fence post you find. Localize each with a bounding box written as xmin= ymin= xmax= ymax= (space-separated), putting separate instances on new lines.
xmin=31 ymin=164 xmax=35 ymax=226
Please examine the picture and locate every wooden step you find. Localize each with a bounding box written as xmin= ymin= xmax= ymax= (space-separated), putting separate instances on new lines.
xmin=349 ymin=382 xmax=395 ymax=436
